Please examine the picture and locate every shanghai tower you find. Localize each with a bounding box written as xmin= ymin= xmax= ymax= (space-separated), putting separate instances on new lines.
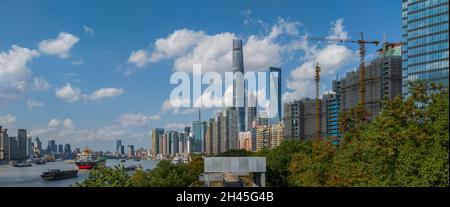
xmin=232 ymin=39 xmax=246 ymax=132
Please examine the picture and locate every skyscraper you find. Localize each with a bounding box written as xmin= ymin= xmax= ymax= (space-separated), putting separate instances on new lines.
xmin=27 ymin=137 xmax=33 ymax=158
xmin=127 ymin=145 xmax=134 ymax=158
xmin=9 ymin=137 xmax=17 ymax=160
xmin=232 ymin=39 xmax=246 ymax=132
xmin=58 ymin=144 xmax=63 ymax=154
xmin=17 ymin=129 xmax=27 ymax=160
xmin=267 ymin=67 xmax=282 ymax=125
xmin=402 ymin=0 xmax=449 ymax=96
xmin=151 ymin=128 xmax=164 ymax=157
xmin=192 ymin=108 xmax=207 ymax=153
xmin=64 ymin=143 xmax=71 ymax=159
xmin=247 ymin=91 xmax=257 ymax=131
xmin=116 ymin=140 xmax=122 ymax=155
xmin=0 ymin=127 xmax=9 ymax=161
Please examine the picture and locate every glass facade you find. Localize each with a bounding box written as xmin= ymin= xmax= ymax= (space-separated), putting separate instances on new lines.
xmin=402 ymin=0 xmax=449 ymax=96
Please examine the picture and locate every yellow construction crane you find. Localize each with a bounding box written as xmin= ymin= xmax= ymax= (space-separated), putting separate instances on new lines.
xmin=315 ymin=63 xmax=321 ymax=140
xmin=310 ymin=32 xmax=379 ymax=105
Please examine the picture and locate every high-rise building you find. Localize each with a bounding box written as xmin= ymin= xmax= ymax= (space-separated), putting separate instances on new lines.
xmin=116 ymin=140 xmax=122 ymax=155
xmin=27 ymin=136 xmax=33 ymax=158
xmin=17 ymin=129 xmax=27 ymax=160
xmin=58 ymin=144 xmax=63 ymax=154
xmin=402 ymin=0 xmax=449 ymax=96
xmin=212 ymin=116 xmax=221 ymax=155
xmin=270 ymin=123 xmax=284 ymax=149
xmin=0 ymin=126 xmax=9 ymax=161
xmin=8 ymin=136 xmax=17 ymax=160
xmin=220 ymin=108 xmax=239 ymax=153
xmin=205 ymin=119 xmax=214 ymax=154
xmin=151 ymin=128 xmax=164 ymax=157
xmin=192 ymin=120 xmax=207 ymax=153
xmin=127 ymin=145 xmax=134 ymax=158
xmin=34 ymin=136 xmax=42 ymax=156
xmin=232 ymin=39 xmax=246 ymax=132
xmin=333 ymin=43 xmax=403 ymax=120
xmin=267 ymin=67 xmax=282 ymax=125
xmin=255 ymin=126 xmax=271 ymax=152
xmin=322 ymin=93 xmax=340 ymax=141
xmin=167 ymin=131 xmax=179 ymax=156
xmin=47 ymin=140 xmax=57 ymax=154
xmin=238 ymin=131 xmax=252 ymax=151
xmin=64 ymin=143 xmax=71 ymax=159
xmin=247 ymin=92 xmax=257 ymax=131
xmin=283 ymin=98 xmax=327 ymax=140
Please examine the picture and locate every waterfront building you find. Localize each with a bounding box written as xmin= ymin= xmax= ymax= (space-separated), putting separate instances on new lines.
xmin=0 ymin=126 xmax=9 ymax=161
xmin=8 ymin=136 xmax=17 ymax=160
xmin=17 ymin=129 xmax=27 ymax=160
xmin=116 ymin=140 xmax=122 ymax=155
xmin=192 ymin=109 xmax=207 ymax=153
xmin=127 ymin=145 xmax=134 ymax=158
xmin=151 ymin=128 xmax=164 ymax=158
xmin=27 ymin=137 xmax=33 ymax=158
xmin=402 ymin=0 xmax=449 ymax=96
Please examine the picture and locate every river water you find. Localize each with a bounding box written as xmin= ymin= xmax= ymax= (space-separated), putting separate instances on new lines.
xmin=0 ymin=159 xmax=159 ymax=187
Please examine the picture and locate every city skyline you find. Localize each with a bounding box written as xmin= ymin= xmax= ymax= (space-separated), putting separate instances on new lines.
xmin=0 ymin=0 xmax=403 ymax=150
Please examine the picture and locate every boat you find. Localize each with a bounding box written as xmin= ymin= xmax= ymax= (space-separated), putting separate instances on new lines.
xmin=13 ymin=163 xmax=32 ymax=167
xmin=35 ymin=158 xmax=47 ymax=165
xmin=65 ymin=160 xmax=74 ymax=164
xmin=41 ymin=169 xmax=78 ymax=181
xmin=74 ymin=147 xmax=106 ymax=170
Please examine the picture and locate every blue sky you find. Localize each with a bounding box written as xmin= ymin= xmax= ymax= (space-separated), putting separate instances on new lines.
xmin=0 ymin=0 xmax=402 ymax=151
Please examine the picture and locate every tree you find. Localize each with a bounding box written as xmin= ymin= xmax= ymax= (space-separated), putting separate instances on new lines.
xmin=74 ymin=165 xmax=132 ymax=187
xmin=264 ymin=140 xmax=312 ymax=186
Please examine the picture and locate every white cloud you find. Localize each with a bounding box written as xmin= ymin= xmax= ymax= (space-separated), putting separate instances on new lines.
xmin=63 ymin=118 xmax=75 ymax=130
xmin=88 ymin=88 xmax=124 ymax=101
xmin=117 ymin=113 xmax=160 ymax=127
xmin=128 ymin=50 xmax=151 ymax=68
xmin=127 ymin=18 xmax=299 ymax=74
xmin=26 ymin=99 xmax=44 ymax=111
xmin=327 ymin=18 xmax=348 ymax=40
xmin=70 ymin=59 xmax=84 ymax=65
xmin=48 ymin=118 xmax=62 ymax=127
xmin=33 ymin=77 xmax=50 ymax=91
xmin=160 ymin=98 xmax=194 ymax=114
xmin=0 ymin=45 xmax=40 ymax=104
xmin=38 ymin=32 xmax=79 ymax=58
xmin=55 ymin=83 xmax=83 ymax=103
xmin=83 ymin=25 xmax=94 ymax=37
xmin=0 ymin=114 xmax=16 ymax=125
xmin=55 ymin=83 xmax=124 ymax=103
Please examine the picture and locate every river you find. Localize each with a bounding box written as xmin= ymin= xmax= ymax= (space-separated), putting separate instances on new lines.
xmin=0 ymin=159 xmax=159 ymax=187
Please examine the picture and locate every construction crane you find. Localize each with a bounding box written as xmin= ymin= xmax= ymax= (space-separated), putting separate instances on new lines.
xmin=315 ymin=63 xmax=321 ymax=140
xmin=310 ymin=32 xmax=379 ymax=105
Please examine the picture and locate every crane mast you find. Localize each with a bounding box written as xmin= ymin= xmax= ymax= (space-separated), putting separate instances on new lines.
xmin=315 ymin=63 xmax=321 ymax=140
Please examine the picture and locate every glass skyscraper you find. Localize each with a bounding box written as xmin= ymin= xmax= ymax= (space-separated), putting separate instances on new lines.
xmin=402 ymin=0 xmax=449 ymax=96
xmin=232 ymin=39 xmax=246 ymax=132
xmin=267 ymin=67 xmax=282 ymax=125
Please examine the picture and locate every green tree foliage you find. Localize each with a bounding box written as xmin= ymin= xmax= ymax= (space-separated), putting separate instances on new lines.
xmin=74 ymin=165 xmax=132 ymax=187
xmin=263 ymin=140 xmax=311 ymax=186
xmin=289 ymin=81 xmax=449 ymax=187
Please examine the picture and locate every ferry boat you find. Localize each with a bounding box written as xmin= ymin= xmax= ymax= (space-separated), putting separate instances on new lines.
xmin=41 ymin=169 xmax=78 ymax=181
xmin=13 ymin=163 xmax=32 ymax=167
xmin=75 ymin=148 xmax=106 ymax=170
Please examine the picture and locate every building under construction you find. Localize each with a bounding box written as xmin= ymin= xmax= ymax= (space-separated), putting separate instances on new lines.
xmin=283 ymin=97 xmax=327 ymax=140
xmin=284 ymin=43 xmax=402 ymax=141
xmin=333 ymin=43 xmax=402 ymax=121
